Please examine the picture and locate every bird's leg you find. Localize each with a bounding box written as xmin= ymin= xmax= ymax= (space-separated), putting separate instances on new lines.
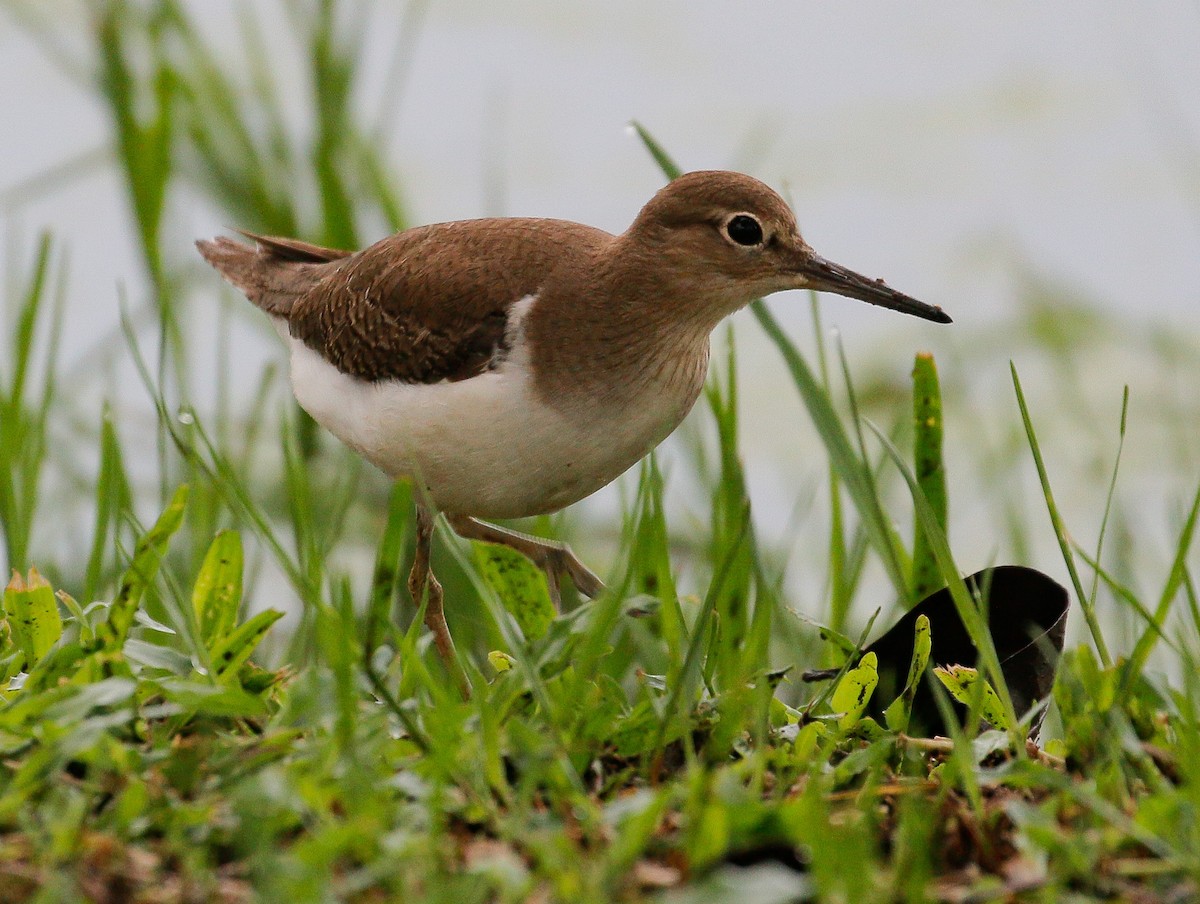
xmin=445 ymin=514 xmax=606 ymax=610
xmin=409 ymin=504 xmax=470 ymax=699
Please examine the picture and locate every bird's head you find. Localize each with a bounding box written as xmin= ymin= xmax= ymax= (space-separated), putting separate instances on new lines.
xmin=625 ymin=170 xmax=951 ymax=324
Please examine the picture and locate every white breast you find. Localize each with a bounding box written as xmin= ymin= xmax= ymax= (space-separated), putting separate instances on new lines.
xmin=285 ymin=301 xmax=704 ymax=519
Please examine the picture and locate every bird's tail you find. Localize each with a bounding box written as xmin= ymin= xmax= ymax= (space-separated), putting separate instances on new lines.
xmin=195 ymin=231 xmax=352 ymax=317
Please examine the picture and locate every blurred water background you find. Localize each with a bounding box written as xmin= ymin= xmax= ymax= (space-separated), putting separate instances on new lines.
xmin=2 ymin=2 xmax=1199 ymax=659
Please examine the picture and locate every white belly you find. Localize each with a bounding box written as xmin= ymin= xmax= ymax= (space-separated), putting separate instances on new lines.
xmin=287 ymin=337 xmax=698 ymax=519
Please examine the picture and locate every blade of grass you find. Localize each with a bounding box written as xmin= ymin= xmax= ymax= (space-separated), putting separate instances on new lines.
xmin=811 ymin=296 xmax=852 ymax=633
xmin=629 ymin=120 xmax=682 ymax=180
xmin=1087 ymin=386 xmax=1130 ymax=612
xmin=911 ymin=352 xmax=947 ymax=601
xmin=84 ymin=405 xmax=134 ymax=601
xmin=1011 ymin=362 xmax=1112 ymax=666
xmin=1118 ymin=482 xmax=1200 ymax=701
xmin=756 ymin=303 xmax=910 ymax=597
xmin=864 ymin=419 xmax=1022 ymax=745
xmin=704 ymin=329 xmax=759 ymax=688
xmin=0 ymin=234 xmax=57 ymax=569
xmin=1074 ymin=544 xmax=1184 ymax=660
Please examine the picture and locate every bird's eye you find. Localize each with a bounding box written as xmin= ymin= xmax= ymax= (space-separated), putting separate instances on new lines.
xmin=725 ymin=214 xmax=764 ymax=247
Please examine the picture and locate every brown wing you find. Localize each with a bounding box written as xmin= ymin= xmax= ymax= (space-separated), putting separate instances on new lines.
xmin=197 ymin=232 xmax=351 ymax=317
xmin=288 ymin=218 xmax=610 ymax=383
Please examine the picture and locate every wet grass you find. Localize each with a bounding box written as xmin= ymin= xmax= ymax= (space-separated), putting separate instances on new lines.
xmin=1 ymin=3 xmax=1199 ymax=901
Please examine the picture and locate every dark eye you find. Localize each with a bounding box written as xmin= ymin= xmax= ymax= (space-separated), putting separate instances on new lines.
xmin=725 ymin=214 xmax=763 ymax=247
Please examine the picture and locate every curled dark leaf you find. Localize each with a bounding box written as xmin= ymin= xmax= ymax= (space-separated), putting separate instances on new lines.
xmin=807 ymin=566 xmax=1068 ymax=736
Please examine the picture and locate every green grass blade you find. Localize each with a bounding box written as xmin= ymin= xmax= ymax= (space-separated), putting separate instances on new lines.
xmin=209 ymin=608 xmax=283 ymax=682
xmin=704 ymin=329 xmax=760 ymax=687
xmin=811 ymin=297 xmax=852 ymax=633
xmin=629 ymin=121 xmax=908 ymax=597
xmin=7 ymin=233 xmax=52 ymax=407
xmin=1011 ymin=363 xmax=1112 ymax=666
xmin=630 ymin=120 xmax=683 ymax=180
xmin=84 ymin=405 xmax=134 ymax=602
xmin=1074 ymin=544 xmax=1184 ymax=660
xmin=95 ymin=1 xmax=174 ymax=286
xmin=308 ymin=0 xmax=360 ymax=249
xmin=911 ymin=353 xmax=947 ymax=601
xmin=366 ymin=481 xmax=411 ymax=649
xmin=755 ymin=303 xmax=910 ymax=597
xmin=94 ymin=484 xmax=189 ymax=652
xmin=864 ymin=420 xmax=1021 ymax=743
xmin=0 ymin=234 xmax=57 ymax=570
xmin=1119 ymin=482 xmax=1200 ymax=699
xmin=624 ymin=455 xmax=687 ymax=681
xmin=654 ymin=506 xmax=753 ymax=757
xmin=192 ymin=529 xmax=244 ymax=649
xmin=884 ymin=614 xmax=931 ymax=733
xmin=1087 ymin=386 xmax=1129 ymax=612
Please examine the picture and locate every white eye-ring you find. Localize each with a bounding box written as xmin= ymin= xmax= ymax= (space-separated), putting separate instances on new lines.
xmin=724 ymin=213 xmax=765 ymax=247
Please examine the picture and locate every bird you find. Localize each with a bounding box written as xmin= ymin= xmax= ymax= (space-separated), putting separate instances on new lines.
xmin=197 ymin=170 xmax=951 ymax=693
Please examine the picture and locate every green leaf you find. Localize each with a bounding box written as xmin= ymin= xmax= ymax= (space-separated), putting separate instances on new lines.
xmin=152 ymin=678 xmax=269 ymax=718
xmin=473 ymin=542 xmax=555 ymax=642
xmin=19 ymin=641 xmax=89 ymax=695
xmin=0 ymin=652 xmax=23 ymax=689
xmin=933 ymin=665 xmax=1011 ymax=731
xmin=209 ymin=609 xmax=283 ymax=682
xmin=96 ymin=485 xmax=189 ymax=651
xmin=884 ymin=614 xmax=931 ymax=733
xmin=611 ymin=697 xmax=684 ymax=758
xmin=123 ymin=638 xmax=192 ymax=676
xmin=832 ymin=651 xmax=878 ymax=730
xmin=910 ymin=353 xmax=947 ymax=601
xmin=487 ymin=650 xmax=515 ymax=673
xmin=3 ymin=567 xmax=63 ymax=665
xmin=192 ymin=529 xmax=244 ymax=647
xmin=791 ymin=721 xmax=827 ymax=762
xmin=42 ymin=677 xmax=137 ymax=724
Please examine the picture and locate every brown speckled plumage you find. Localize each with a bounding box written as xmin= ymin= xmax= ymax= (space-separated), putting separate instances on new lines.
xmin=200 ymin=219 xmax=610 ymax=385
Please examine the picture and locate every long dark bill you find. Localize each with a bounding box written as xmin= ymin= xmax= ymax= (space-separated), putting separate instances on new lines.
xmin=801 ymin=253 xmax=952 ymax=324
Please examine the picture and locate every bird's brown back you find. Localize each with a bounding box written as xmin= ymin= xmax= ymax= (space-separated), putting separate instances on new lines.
xmin=200 ymin=218 xmax=612 ymax=384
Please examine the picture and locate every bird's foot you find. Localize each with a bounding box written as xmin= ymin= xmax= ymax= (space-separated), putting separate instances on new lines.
xmin=446 ymin=514 xmax=607 ymax=607
xmin=412 ymin=505 xmax=471 ymax=699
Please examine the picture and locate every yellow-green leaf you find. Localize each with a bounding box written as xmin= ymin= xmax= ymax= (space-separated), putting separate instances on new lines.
xmin=933 ymin=664 xmax=1011 ymax=731
xmin=884 ymin=614 xmax=931 ymax=733
xmin=832 ymin=651 xmax=878 ymax=730
xmin=192 ymin=530 xmax=244 ymax=648
xmin=792 ymin=721 xmax=827 ymax=762
xmin=210 ymin=609 xmax=283 ymax=682
xmin=3 ymin=567 xmax=63 ymax=665
xmin=473 ymin=542 xmax=554 ymax=641
xmin=96 ymin=485 xmax=189 ymax=651
xmin=20 ymin=641 xmax=90 ymax=694
xmin=488 ymin=650 xmax=515 ymax=673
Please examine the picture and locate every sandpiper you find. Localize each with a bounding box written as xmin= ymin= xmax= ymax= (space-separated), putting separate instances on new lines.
xmin=198 ymin=170 xmax=950 ymax=689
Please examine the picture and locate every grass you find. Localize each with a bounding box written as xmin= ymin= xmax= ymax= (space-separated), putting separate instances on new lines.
xmin=2 ymin=2 xmax=1199 ymax=901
